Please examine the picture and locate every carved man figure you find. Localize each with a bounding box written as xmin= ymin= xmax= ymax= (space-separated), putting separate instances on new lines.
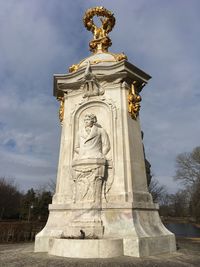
xmin=75 ymin=113 xmax=110 ymax=159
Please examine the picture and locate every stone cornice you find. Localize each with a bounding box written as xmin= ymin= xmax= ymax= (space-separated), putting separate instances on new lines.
xmin=54 ymin=60 xmax=151 ymax=97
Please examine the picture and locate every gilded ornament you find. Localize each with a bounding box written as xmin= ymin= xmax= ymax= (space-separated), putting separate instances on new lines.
xmin=83 ymin=6 xmax=115 ymax=53
xmin=69 ymin=64 xmax=79 ymax=73
xmin=57 ymin=96 xmax=65 ymax=124
xmin=114 ymin=53 xmax=127 ymax=61
xmin=68 ymin=7 xmax=127 ymax=73
xmin=128 ymin=82 xmax=142 ymax=119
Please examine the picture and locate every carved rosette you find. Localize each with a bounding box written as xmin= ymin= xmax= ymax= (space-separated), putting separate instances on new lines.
xmin=128 ymin=82 xmax=142 ymax=120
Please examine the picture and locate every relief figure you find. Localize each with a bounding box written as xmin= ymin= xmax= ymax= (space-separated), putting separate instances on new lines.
xmin=72 ymin=113 xmax=110 ymax=203
xmin=74 ymin=113 xmax=110 ymax=159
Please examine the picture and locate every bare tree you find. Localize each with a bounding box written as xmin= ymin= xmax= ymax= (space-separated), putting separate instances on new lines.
xmin=148 ymin=177 xmax=167 ymax=203
xmin=170 ymin=189 xmax=190 ymax=217
xmin=190 ymin=179 xmax=200 ymax=221
xmin=47 ymin=178 xmax=56 ymax=194
xmin=174 ymin=146 xmax=200 ymax=186
xmin=0 ymin=177 xmax=22 ymax=219
xmin=174 ymin=146 xmax=200 ymax=222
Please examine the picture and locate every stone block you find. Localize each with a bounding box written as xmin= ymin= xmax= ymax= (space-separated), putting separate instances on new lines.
xmin=48 ymin=238 xmax=124 ymax=258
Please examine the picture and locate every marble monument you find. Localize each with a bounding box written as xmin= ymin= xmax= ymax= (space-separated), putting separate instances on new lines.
xmin=35 ymin=6 xmax=176 ymax=258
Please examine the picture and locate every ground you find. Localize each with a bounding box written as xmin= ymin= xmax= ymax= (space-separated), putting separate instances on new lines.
xmin=0 ymin=238 xmax=200 ymax=267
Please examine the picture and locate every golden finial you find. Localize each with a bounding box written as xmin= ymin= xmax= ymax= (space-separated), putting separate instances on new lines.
xmin=68 ymin=7 xmax=126 ymax=73
xmin=83 ymin=6 xmax=115 ymax=53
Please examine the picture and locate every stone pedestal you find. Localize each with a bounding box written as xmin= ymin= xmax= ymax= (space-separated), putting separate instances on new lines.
xmin=48 ymin=238 xmax=124 ymax=258
xmin=35 ymin=53 xmax=176 ymax=257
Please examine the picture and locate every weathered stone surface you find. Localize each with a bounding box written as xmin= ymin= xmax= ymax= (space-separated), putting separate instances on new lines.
xmin=35 ymin=53 xmax=176 ymax=257
xmin=48 ymin=238 xmax=123 ymax=258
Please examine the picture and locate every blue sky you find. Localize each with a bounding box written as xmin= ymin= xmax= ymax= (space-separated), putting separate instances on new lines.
xmin=0 ymin=0 xmax=200 ymax=193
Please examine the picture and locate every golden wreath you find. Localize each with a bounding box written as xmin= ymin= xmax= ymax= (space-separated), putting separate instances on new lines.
xmin=83 ymin=6 xmax=115 ymax=34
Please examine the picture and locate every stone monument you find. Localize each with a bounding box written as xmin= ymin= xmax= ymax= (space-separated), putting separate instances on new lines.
xmin=35 ymin=6 xmax=176 ymax=258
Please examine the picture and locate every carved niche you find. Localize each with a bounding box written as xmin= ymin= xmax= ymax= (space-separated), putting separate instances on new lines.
xmin=70 ymin=99 xmax=116 ymax=204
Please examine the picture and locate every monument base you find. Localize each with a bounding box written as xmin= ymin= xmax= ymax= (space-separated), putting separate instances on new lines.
xmin=35 ymin=235 xmax=175 ymax=258
xmin=35 ymin=199 xmax=176 ymax=257
xmin=123 ymin=235 xmax=176 ymax=257
xmin=48 ymin=238 xmax=123 ymax=258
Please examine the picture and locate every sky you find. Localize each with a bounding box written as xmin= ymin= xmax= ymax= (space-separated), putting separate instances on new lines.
xmin=0 ymin=0 xmax=200 ymax=193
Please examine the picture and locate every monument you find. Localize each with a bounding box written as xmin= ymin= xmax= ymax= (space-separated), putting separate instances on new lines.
xmin=35 ymin=6 xmax=176 ymax=258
